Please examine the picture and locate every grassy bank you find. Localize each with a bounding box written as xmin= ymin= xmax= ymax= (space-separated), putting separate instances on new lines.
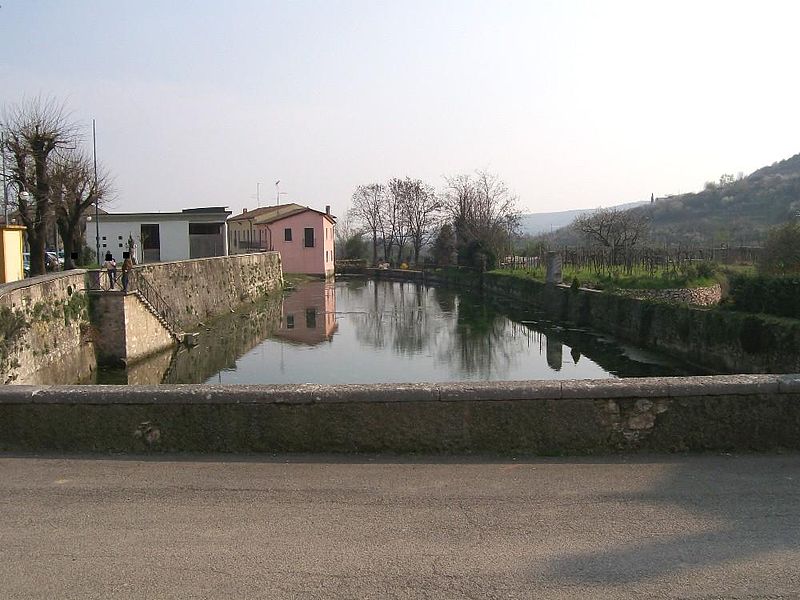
xmin=492 ymin=265 xmax=721 ymax=291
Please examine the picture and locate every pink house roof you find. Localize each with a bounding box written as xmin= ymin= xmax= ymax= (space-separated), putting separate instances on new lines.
xmin=253 ymin=204 xmax=336 ymax=226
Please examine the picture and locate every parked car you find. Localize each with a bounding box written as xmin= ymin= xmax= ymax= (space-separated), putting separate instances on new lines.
xmin=45 ymin=251 xmax=62 ymax=271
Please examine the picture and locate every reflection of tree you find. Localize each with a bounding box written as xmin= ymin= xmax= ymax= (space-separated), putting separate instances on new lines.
xmin=351 ymin=280 xmax=542 ymax=379
xmin=431 ymin=286 xmax=456 ymax=314
xmin=444 ymin=298 xmax=519 ymax=379
xmin=352 ymin=281 xmax=442 ymax=356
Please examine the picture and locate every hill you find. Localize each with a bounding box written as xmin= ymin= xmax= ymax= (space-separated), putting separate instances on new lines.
xmin=519 ymin=201 xmax=647 ymax=236
xmin=534 ymin=152 xmax=800 ymax=246
xmin=639 ymin=153 xmax=800 ymax=244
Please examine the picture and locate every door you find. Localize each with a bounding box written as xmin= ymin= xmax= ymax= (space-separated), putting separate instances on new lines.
xmin=141 ymin=224 xmax=161 ymax=263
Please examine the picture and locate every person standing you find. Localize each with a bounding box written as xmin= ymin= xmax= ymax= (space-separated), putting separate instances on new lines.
xmin=102 ymin=252 xmax=117 ymax=289
xmin=121 ymin=252 xmax=134 ymax=293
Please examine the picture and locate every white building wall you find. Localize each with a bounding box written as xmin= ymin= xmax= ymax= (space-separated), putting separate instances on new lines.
xmin=99 ymin=219 xmax=191 ymax=262
xmin=158 ymin=220 xmax=189 ymax=261
xmin=97 ymin=222 xmax=139 ymax=261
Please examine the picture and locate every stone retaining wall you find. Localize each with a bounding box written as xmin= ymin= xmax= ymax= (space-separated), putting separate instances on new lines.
xmin=0 ymin=375 xmax=798 ymax=454
xmin=0 ymin=272 xmax=95 ymax=385
xmin=0 ymin=254 xmax=285 ymax=383
xmin=133 ymin=252 xmax=283 ymax=329
xmin=403 ymin=270 xmax=800 ymax=374
xmin=613 ymin=284 xmax=722 ymax=306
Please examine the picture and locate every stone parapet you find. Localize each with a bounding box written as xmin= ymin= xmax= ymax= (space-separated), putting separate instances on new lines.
xmin=0 ymin=375 xmax=798 ymax=454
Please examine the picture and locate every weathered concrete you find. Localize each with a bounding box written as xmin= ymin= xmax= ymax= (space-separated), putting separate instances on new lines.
xmin=0 ymin=375 xmax=798 ymax=454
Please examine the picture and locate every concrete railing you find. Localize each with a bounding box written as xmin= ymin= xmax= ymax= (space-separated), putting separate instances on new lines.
xmin=1 ymin=374 xmax=798 ymax=454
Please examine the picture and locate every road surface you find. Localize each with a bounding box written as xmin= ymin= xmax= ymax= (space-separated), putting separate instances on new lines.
xmin=1 ymin=454 xmax=799 ymax=599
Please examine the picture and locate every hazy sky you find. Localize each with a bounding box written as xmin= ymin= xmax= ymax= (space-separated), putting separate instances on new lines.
xmin=2 ymin=1 xmax=799 ymax=219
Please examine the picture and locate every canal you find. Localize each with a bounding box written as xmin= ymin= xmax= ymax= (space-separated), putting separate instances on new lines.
xmin=96 ymin=278 xmax=707 ymax=384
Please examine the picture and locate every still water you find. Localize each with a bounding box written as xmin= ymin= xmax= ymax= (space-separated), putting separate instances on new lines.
xmin=99 ymin=278 xmax=705 ymax=385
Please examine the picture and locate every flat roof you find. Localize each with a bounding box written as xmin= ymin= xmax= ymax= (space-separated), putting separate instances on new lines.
xmin=99 ymin=208 xmax=232 ymax=222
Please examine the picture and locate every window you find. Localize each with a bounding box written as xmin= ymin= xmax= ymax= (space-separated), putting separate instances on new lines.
xmin=284 ymin=228 xmax=292 ymax=242
xmin=306 ymin=308 xmax=316 ymax=328
xmin=189 ymin=223 xmax=221 ymax=235
xmin=286 ymin=314 xmax=294 ymax=329
xmin=325 ymin=250 xmax=329 ymax=262
xmin=304 ymin=227 xmax=314 ymax=247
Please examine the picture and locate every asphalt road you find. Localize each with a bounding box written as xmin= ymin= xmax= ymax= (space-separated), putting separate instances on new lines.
xmin=1 ymin=454 xmax=799 ymax=599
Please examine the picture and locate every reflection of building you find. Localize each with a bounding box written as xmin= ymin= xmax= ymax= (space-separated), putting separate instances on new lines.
xmin=274 ymin=281 xmax=337 ymax=345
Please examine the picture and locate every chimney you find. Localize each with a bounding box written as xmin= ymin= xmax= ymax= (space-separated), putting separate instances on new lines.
xmin=243 ymin=208 xmax=247 ymax=213
xmin=325 ymin=205 xmax=330 ymax=215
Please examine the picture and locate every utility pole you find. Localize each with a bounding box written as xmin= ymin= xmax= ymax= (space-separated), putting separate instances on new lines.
xmin=257 ymin=182 xmax=261 ymax=208
xmin=93 ymin=119 xmax=100 ymax=264
xmin=275 ymin=180 xmax=280 ymax=206
xmin=1 ymin=131 xmax=8 ymax=225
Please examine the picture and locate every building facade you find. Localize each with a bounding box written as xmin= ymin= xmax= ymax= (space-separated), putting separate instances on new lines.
xmin=96 ymin=207 xmax=230 ymax=263
xmin=228 ymin=203 xmax=335 ymax=277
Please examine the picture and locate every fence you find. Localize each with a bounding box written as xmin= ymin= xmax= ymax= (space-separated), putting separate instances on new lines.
xmin=503 ymin=246 xmax=761 ymax=275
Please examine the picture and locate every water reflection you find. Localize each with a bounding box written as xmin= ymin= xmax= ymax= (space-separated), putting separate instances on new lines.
xmin=97 ymin=279 xmax=706 ymax=385
xmin=275 ymin=281 xmax=338 ymax=346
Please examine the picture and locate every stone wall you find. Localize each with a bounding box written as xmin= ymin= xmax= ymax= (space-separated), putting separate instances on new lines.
xmin=0 ymin=272 xmax=95 ymax=385
xmin=0 ymin=254 xmax=284 ymax=383
xmin=89 ymin=292 xmax=175 ymax=365
xmin=0 ymin=375 xmax=798 ymax=454
xmin=133 ymin=252 xmax=283 ymax=329
xmin=380 ymin=269 xmax=800 ymax=374
xmin=482 ymin=273 xmax=800 ymax=374
xmin=612 ymin=284 xmax=722 ymax=306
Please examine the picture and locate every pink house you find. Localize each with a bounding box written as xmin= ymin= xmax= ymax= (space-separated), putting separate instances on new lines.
xmin=251 ymin=203 xmax=336 ymax=278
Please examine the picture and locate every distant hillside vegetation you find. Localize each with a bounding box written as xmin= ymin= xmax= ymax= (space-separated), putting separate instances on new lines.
xmin=534 ymin=152 xmax=800 ymax=246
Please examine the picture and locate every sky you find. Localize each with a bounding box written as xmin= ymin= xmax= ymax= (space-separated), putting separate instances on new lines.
xmin=2 ymin=0 xmax=799 ymax=219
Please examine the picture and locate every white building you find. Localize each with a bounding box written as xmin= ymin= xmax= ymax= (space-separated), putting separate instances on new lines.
xmin=96 ymin=207 xmax=231 ymax=263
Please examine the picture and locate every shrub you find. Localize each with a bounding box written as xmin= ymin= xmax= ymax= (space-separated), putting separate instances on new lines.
xmin=759 ymin=223 xmax=800 ymax=275
xmin=727 ymin=274 xmax=800 ymax=319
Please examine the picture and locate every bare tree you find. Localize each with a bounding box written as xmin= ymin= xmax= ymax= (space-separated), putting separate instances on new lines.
xmin=51 ymin=151 xmax=112 ymax=269
xmin=2 ymin=97 xmax=78 ymax=275
xmin=350 ymin=183 xmax=384 ymax=265
xmin=386 ymin=178 xmax=411 ymax=263
xmin=572 ymin=207 xmax=649 ymax=266
xmin=396 ymin=177 xmax=441 ymax=266
xmin=443 ymin=170 xmax=520 ymax=268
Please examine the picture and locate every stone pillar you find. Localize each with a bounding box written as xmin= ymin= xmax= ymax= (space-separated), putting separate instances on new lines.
xmin=545 ymin=251 xmax=562 ymax=284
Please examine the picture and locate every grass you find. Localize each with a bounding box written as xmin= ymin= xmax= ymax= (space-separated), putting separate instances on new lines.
xmin=491 ymin=265 xmax=724 ymax=291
